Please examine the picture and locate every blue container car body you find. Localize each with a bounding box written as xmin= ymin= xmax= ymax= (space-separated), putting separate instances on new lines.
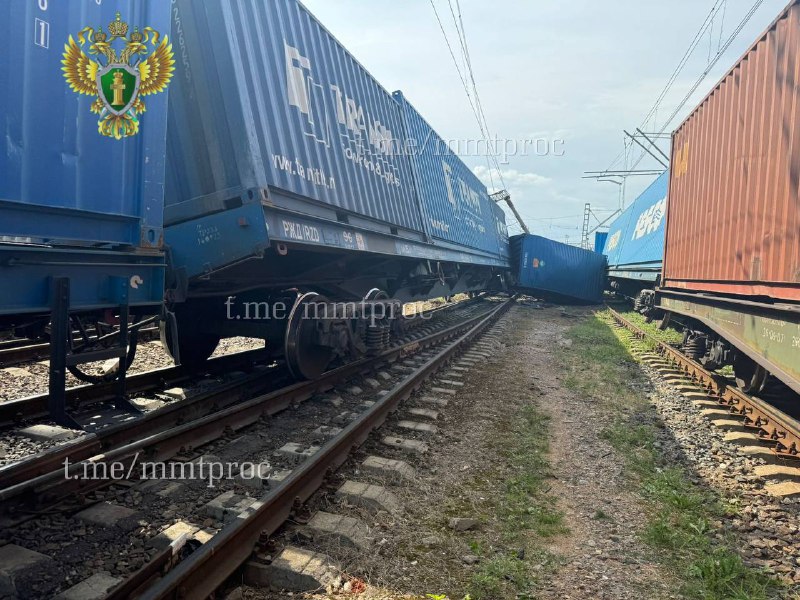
xmin=163 ymin=0 xmax=509 ymax=305
xmin=603 ymin=172 xmax=668 ymax=294
xmin=393 ymin=92 xmax=509 ymax=267
xmin=512 ymin=235 xmax=607 ymax=304
xmin=0 ymin=0 xmax=169 ymax=317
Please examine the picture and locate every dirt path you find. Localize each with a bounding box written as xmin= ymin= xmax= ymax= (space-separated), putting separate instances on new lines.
xmin=236 ymin=304 xmax=775 ymax=600
xmin=530 ymin=312 xmax=674 ymax=599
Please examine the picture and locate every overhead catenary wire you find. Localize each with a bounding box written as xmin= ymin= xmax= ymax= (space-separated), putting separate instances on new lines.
xmin=429 ymin=0 xmax=508 ymax=193
xmin=601 ymin=0 xmax=731 ymax=174
xmin=628 ymin=0 xmax=765 ymax=171
xmin=450 ymin=0 xmax=508 ymax=192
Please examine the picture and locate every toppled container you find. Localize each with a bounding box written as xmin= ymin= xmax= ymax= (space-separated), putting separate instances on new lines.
xmin=512 ymin=234 xmax=607 ymax=304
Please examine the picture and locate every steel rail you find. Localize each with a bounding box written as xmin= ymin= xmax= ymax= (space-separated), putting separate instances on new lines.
xmin=0 ymin=301 xmax=501 ymax=517
xmin=0 ymin=327 xmax=161 ymax=368
xmin=0 ymin=296 xmax=472 ymax=426
xmin=0 ymin=365 xmax=283 ymax=493
xmin=131 ymin=297 xmax=513 ymax=600
xmin=608 ymin=307 xmax=800 ymax=459
xmin=0 ymin=347 xmax=271 ymax=427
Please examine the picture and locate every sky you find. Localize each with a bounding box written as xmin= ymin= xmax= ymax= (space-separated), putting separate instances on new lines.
xmin=301 ymin=0 xmax=788 ymax=243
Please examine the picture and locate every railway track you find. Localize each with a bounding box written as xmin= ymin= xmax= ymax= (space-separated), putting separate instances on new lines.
xmin=0 ymin=297 xmax=475 ymax=429
xmin=0 ymin=296 xmax=511 ymax=599
xmin=0 ymin=297 xmax=489 ymax=499
xmin=608 ymin=307 xmax=800 ymax=489
xmin=0 ymin=347 xmax=272 ymax=428
xmin=0 ymin=327 xmax=161 ymax=369
xmin=129 ymin=298 xmax=511 ymax=599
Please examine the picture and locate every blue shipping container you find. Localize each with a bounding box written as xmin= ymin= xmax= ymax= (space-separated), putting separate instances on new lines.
xmin=594 ymin=231 xmax=608 ymax=253
xmin=512 ymin=234 xmax=607 ymax=304
xmin=603 ymin=171 xmax=668 ymax=282
xmin=394 ymin=91 xmax=509 ymax=263
xmin=0 ymin=0 xmax=171 ymax=249
xmin=164 ymin=0 xmax=422 ymax=234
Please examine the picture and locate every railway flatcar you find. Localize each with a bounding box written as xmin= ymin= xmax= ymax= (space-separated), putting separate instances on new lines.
xmin=160 ymin=0 xmax=510 ymax=379
xmin=655 ymin=1 xmax=800 ymax=395
xmin=0 ymin=1 xmax=170 ymax=422
xmin=603 ymin=171 xmax=668 ymax=309
xmin=511 ymin=234 xmax=607 ymax=304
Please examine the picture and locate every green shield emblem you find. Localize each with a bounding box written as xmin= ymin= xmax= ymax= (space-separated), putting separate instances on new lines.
xmin=96 ymin=64 xmax=140 ymax=116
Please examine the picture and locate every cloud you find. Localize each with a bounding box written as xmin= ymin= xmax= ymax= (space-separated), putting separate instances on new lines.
xmin=473 ymin=165 xmax=552 ymax=190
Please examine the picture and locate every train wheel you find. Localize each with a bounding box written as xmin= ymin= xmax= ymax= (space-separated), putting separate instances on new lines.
xmin=284 ymin=292 xmax=333 ymax=380
xmin=364 ymin=288 xmax=389 ymax=302
xmin=733 ymin=355 xmax=768 ymax=394
xmin=160 ymin=308 xmax=220 ymax=369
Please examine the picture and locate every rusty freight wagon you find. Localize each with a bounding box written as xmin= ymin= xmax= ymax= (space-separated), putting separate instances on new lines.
xmin=657 ymin=0 xmax=800 ymax=395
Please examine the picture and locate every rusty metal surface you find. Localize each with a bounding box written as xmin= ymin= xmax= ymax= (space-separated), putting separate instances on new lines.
xmin=609 ymin=308 xmax=800 ymax=459
xmin=137 ymin=298 xmax=512 ymax=600
xmin=664 ymin=1 xmax=800 ymax=301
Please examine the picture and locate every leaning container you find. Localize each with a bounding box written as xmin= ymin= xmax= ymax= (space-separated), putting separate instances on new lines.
xmin=394 ymin=91 xmax=509 ymax=265
xmin=511 ymin=234 xmax=607 ymax=304
xmin=164 ymin=0 xmax=422 ymax=234
xmin=604 ymin=171 xmax=668 ymax=284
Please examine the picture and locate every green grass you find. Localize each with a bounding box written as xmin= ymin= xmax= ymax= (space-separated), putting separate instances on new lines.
xmin=464 ymin=404 xmax=564 ymax=599
xmin=470 ymin=553 xmax=533 ymax=600
xmin=495 ymin=406 xmax=566 ymax=540
xmin=621 ymin=309 xmax=685 ymax=346
xmin=592 ymin=509 xmax=612 ymax=521
xmin=560 ymin=312 xmax=779 ymax=600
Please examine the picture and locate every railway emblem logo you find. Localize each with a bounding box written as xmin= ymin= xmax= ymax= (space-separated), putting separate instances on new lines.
xmin=62 ymin=13 xmax=174 ymax=139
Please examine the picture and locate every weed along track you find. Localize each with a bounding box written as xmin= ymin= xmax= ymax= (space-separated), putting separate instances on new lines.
xmin=3 ymin=301 xmax=799 ymax=599
xmin=597 ymin=308 xmax=800 ymax=596
xmin=227 ymin=304 xmax=795 ymax=599
xmin=608 ymin=307 xmax=800 ymax=496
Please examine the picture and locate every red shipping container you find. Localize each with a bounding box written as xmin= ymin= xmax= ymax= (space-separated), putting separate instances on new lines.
xmin=664 ymin=0 xmax=800 ymax=301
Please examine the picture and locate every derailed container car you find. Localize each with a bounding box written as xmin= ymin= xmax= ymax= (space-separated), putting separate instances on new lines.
xmin=511 ymin=235 xmax=606 ymax=304
xmin=658 ymin=0 xmax=800 ymax=394
xmin=603 ymin=171 xmax=668 ymax=300
xmin=162 ymin=0 xmax=509 ymax=377
xmin=0 ymin=0 xmax=170 ymax=420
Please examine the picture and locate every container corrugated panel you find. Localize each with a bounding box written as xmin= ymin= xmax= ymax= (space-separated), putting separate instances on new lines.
xmin=604 ymin=172 xmax=668 ymax=280
xmin=165 ymin=0 xmax=422 ymax=233
xmin=491 ymin=201 xmax=511 ymax=259
xmin=511 ymin=234 xmax=607 ymax=304
xmin=594 ymin=231 xmax=608 ymax=253
xmin=0 ymin=0 xmax=170 ymax=248
xmin=664 ymin=1 xmax=800 ymax=301
xmin=393 ymin=91 xmax=509 ymax=259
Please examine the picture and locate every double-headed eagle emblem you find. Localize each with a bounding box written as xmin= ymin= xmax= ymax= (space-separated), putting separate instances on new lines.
xmin=62 ymin=13 xmax=174 ymax=139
